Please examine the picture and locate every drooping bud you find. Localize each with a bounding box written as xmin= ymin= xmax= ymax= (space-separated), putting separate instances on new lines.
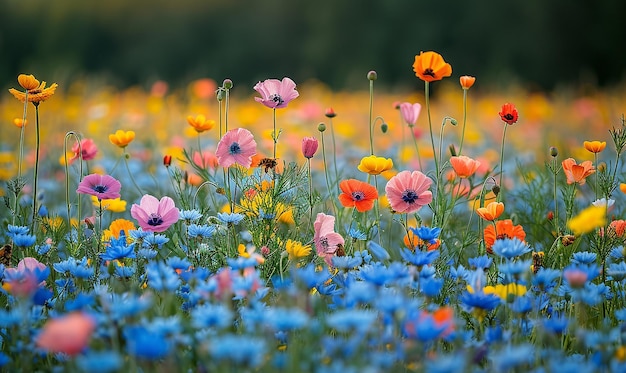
xmin=380 ymin=123 xmax=388 ymax=133
xmin=367 ymin=71 xmax=377 ymax=81
xmin=492 ymin=185 xmax=500 ymax=196
xmin=449 ymin=144 xmax=457 ymax=157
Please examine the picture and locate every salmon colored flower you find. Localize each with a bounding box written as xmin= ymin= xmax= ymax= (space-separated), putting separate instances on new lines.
xmin=460 ymin=76 xmax=476 ymax=89
xmin=385 ymin=170 xmax=433 ymax=214
xmin=187 ymin=114 xmax=215 ymax=133
xmin=9 ymin=74 xmax=58 ymax=104
xmin=338 ymin=179 xmax=379 ymax=212
xmin=499 ymin=103 xmax=518 ymax=125
xmin=449 ymin=155 xmax=481 ymax=178
xmin=583 ymin=140 xmax=607 ymax=154
xmin=36 ymin=312 xmax=96 ymax=356
xmin=399 ymin=102 xmax=422 ymax=126
xmin=483 ymin=219 xmax=526 ymax=254
xmin=109 ymin=130 xmax=136 ymax=148
xmin=476 ymin=202 xmax=504 ymax=221
xmin=561 ymin=158 xmax=595 ymax=185
xmin=215 ymin=128 xmax=257 ymax=168
xmin=13 ymin=118 xmax=27 ymax=128
xmin=193 ymin=151 xmax=219 ymax=169
xmin=357 ymin=155 xmax=394 ymax=175
xmin=412 ymin=51 xmax=452 ymax=82
xmin=325 ymin=107 xmax=337 ymax=118
xmin=253 ymin=77 xmax=299 ymax=109
xmin=609 ymin=220 xmax=626 ymax=237
xmin=70 ymin=138 xmax=98 ymax=164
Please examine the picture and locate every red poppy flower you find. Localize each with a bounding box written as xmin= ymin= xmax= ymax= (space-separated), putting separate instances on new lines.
xmin=338 ymin=179 xmax=379 ymax=212
xmin=499 ymin=103 xmax=518 ymax=125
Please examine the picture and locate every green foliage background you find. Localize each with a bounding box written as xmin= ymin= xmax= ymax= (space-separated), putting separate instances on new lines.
xmin=2 ymin=0 xmax=626 ymax=90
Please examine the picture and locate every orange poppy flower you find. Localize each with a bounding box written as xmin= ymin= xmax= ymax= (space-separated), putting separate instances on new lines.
xmin=412 ymin=51 xmax=452 ymax=82
xmin=483 ymin=219 xmax=526 ymax=254
xmin=561 ymin=158 xmax=595 ymax=185
xmin=338 ymin=179 xmax=378 ymax=212
xmin=459 ymin=76 xmax=476 ymax=89
xmin=187 ymin=114 xmax=215 ymax=133
xmin=499 ymin=103 xmax=518 ymax=125
xmin=583 ymin=140 xmax=606 ymax=154
xmin=449 ymin=155 xmax=481 ymax=178
xmin=9 ymin=74 xmax=58 ymax=104
xmin=109 ymin=130 xmax=136 ymax=148
xmin=476 ymin=201 xmax=504 ymax=221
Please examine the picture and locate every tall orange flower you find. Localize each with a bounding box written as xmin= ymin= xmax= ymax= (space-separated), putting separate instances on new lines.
xmin=412 ymin=51 xmax=452 ymax=82
xmin=561 ymin=158 xmax=595 ymax=185
xmin=583 ymin=141 xmax=606 ymax=154
xmin=449 ymin=155 xmax=481 ymax=178
xmin=187 ymin=114 xmax=215 ymax=133
xmin=499 ymin=103 xmax=518 ymax=125
xmin=483 ymin=219 xmax=526 ymax=254
xmin=338 ymin=179 xmax=378 ymax=212
xmin=459 ymin=76 xmax=476 ymax=89
xmin=476 ymin=202 xmax=504 ymax=221
xmin=9 ymin=74 xmax=58 ymax=104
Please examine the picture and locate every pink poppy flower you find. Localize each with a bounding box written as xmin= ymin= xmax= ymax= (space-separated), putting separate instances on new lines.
xmin=193 ymin=151 xmax=219 ymax=169
xmin=3 ymin=257 xmax=48 ymax=298
xmin=253 ymin=77 xmax=299 ymax=109
xmin=301 ymin=137 xmax=319 ymax=159
xmin=70 ymin=138 xmax=98 ymax=164
xmin=130 ymin=194 xmax=180 ymax=232
xmin=399 ymin=102 xmax=422 ymax=126
xmin=313 ymin=213 xmax=345 ymax=266
xmin=385 ymin=170 xmax=433 ymax=214
xmin=76 ymin=173 xmax=122 ymax=200
xmin=215 ymin=128 xmax=257 ymax=168
xmin=36 ymin=312 xmax=96 ymax=356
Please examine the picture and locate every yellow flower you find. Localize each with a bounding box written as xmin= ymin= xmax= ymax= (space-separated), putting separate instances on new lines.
xmin=0 ymin=152 xmax=17 ymax=180
xmin=92 ymin=196 xmax=127 ymax=213
xmin=102 ymin=219 xmax=136 ymax=243
xmin=9 ymin=74 xmax=58 ymax=104
xmin=13 ymin=118 xmax=27 ymax=128
xmin=475 ymin=202 xmax=504 ymax=221
xmin=566 ymin=205 xmax=606 ymax=236
xmin=357 ymin=155 xmax=393 ymax=175
xmin=187 ymin=114 xmax=215 ymax=133
xmin=109 ymin=130 xmax=136 ymax=148
xmin=583 ymin=140 xmax=606 ymax=154
xmin=285 ymin=239 xmax=311 ymax=259
xmin=483 ymin=283 xmax=527 ymax=300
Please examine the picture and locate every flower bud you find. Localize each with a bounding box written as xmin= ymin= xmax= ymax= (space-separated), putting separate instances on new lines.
xmin=492 ymin=185 xmax=500 ymax=196
xmin=223 ymin=79 xmax=233 ymax=89
xmin=216 ymin=89 xmax=225 ymax=101
xmin=459 ymin=75 xmax=476 ymax=90
xmin=301 ymin=137 xmax=319 ymax=159
xmin=598 ymin=162 xmax=607 ymax=172
xmin=318 ymin=123 xmax=326 ymax=132
xmin=325 ymin=107 xmax=336 ymax=118
xmin=163 ymin=155 xmax=172 ymax=167
xmin=380 ymin=123 xmax=388 ymax=133
xmin=450 ymin=118 xmax=458 ymax=126
xmin=367 ymin=71 xmax=377 ymax=81
xmin=449 ymin=144 xmax=457 ymax=157
xmin=549 ymin=146 xmax=558 ymax=157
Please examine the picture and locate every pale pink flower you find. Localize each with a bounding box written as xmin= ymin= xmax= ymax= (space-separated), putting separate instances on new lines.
xmin=313 ymin=213 xmax=345 ymax=266
xmin=385 ymin=170 xmax=433 ymax=214
xmin=36 ymin=312 xmax=96 ymax=356
xmin=215 ymin=128 xmax=257 ymax=168
xmin=76 ymin=173 xmax=122 ymax=200
xmin=193 ymin=151 xmax=219 ymax=169
xmin=3 ymin=257 xmax=48 ymax=298
xmin=130 ymin=194 xmax=180 ymax=232
xmin=399 ymin=102 xmax=422 ymax=126
xmin=253 ymin=77 xmax=299 ymax=109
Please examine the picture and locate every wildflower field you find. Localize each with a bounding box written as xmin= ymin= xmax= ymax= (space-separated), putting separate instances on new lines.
xmin=3 ymin=52 xmax=626 ymax=372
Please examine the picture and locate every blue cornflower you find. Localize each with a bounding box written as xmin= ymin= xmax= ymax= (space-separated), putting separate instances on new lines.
xmin=69 ymin=257 xmax=95 ymax=279
xmin=410 ymin=226 xmax=441 ymax=244
xmin=113 ymin=265 xmax=136 ymax=278
xmin=187 ymin=224 xmax=216 ymax=239
xmin=532 ymin=268 xmax=561 ymax=291
xmin=263 ymin=307 xmax=309 ymax=331
xmin=38 ymin=205 xmax=48 ymax=217
xmin=36 ymin=243 xmax=51 ymax=255
xmin=142 ymin=233 xmax=169 ymax=249
xmin=125 ymin=326 xmax=171 ymax=360
xmin=400 ymin=247 xmax=439 ymax=267
xmin=166 ymin=256 xmax=192 ymax=271
xmin=425 ymin=354 xmax=466 ymax=373
xmin=353 ymin=249 xmax=372 ymax=264
xmin=616 ymin=308 xmax=626 ymax=321
xmin=367 ymin=241 xmax=390 ymax=261
xmin=491 ymin=238 xmax=531 ymax=259
xmin=6 ymin=225 xmax=29 ymax=240
xmin=403 ymin=310 xmax=449 ymax=342
xmin=360 ymin=262 xmax=400 ymax=286
xmin=179 ymin=209 xmax=203 ymax=223
xmin=421 ymin=276 xmax=443 ymax=297
xmin=510 ymin=295 xmax=533 ymax=314
xmin=128 ymin=229 xmax=151 ymax=241
xmin=499 ymin=259 xmax=532 ymax=278
xmin=137 ymin=248 xmax=158 ymax=260
xmin=344 ymin=281 xmax=377 ymax=306
xmin=607 ymin=261 xmax=626 ymax=281
xmin=65 ymin=293 xmax=95 ymax=311
xmin=12 ymin=233 xmax=36 ymax=248
xmin=459 ymin=290 xmax=501 ymax=312
xmin=76 ymin=351 xmax=123 ymax=373
xmin=101 ymin=232 xmax=136 ymax=261
xmin=571 ymin=251 xmax=597 ymax=265
xmin=326 ymin=309 xmax=377 ymax=333
xmin=610 ymin=247 xmax=625 ymax=261
xmin=191 ymin=303 xmax=233 ymax=329
xmin=449 ymin=264 xmax=471 ymax=282
xmin=210 ymin=335 xmax=266 ymax=368
xmin=108 ymin=293 xmax=152 ymax=319
xmin=468 ymin=255 xmax=493 ymax=269
xmin=347 ymin=227 xmax=367 ymax=240
xmin=217 ymin=212 xmax=245 ymax=225
xmin=490 ymin=344 xmax=534 ymax=372
xmin=146 ymin=261 xmax=181 ymax=291
xmin=292 ymin=263 xmax=331 ymax=289
xmin=331 ymin=255 xmax=363 ymax=269
xmin=542 ymin=315 xmax=569 ymax=334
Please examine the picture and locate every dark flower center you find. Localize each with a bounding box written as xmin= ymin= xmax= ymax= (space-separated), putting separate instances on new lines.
xmin=148 ymin=213 xmax=164 ymax=226
xmin=504 ymin=114 xmax=514 ymax=120
xmin=92 ymin=184 xmax=108 ymax=193
xmin=423 ymin=68 xmax=435 ymax=77
xmin=269 ymin=94 xmax=284 ymax=106
xmin=352 ymin=191 xmax=365 ymax=201
xmin=229 ymin=142 xmax=241 ymax=155
xmin=401 ymin=190 xmax=418 ymax=203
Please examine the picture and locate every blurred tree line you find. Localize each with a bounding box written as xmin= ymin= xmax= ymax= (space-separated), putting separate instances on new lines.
xmin=2 ymin=0 xmax=626 ymax=91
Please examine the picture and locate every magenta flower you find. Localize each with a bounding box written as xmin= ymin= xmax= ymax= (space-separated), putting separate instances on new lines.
xmin=76 ymin=174 xmax=121 ymax=200
xmin=215 ymin=128 xmax=257 ymax=168
xmin=399 ymin=102 xmax=422 ymax=126
xmin=70 ymin=138 xmax=98 ymax=164
xmin=130 ymin=194 xmax=180 ymax=232
xmin=385 ymin=170 xmax=433 ymax=214
xmin=253 ymin=77 xmax=299 ymax=109
xmin=313 ymin=213 xmax=345 ymax=266
xmin=301 ymin=136 xmax=319 ymax=159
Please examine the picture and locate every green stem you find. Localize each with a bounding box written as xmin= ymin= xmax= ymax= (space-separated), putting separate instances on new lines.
xmin=594 ymin=153 xmax=599 ymax=201
xmin=64 ymin=132 xmax=83 ymax=232
xmin=123 ymin=150 xmax=144 ymax=196
xmin=273 ymin=108 xmax=278 ymax=160
xmin=497 ymin=124 xmax=509 ymax=202
xmin=409 ymin=125 xmax=423 ymax=171
xmin=320 ymin=131 xmax=337 ymax=215
xmin=307 ymin=159 xmax=313 ymax=227
xmin=31 ymin=104 xmax=40 ymax=231
xmin=329 ymin=117 xmax=339 ymax=185
xmin=458 ymin=89 xmax=468 ymax=155
xmin=552 ymin=157 xmax=560 ymax=237
xmin=425 ymin=82 xmax=438 ymax=173
xmin=369 ymin=79 xmax=375 ymax=155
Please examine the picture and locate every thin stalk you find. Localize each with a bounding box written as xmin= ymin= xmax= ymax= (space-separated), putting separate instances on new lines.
xmin=368 ymin=78 xmax=375 ymax=155
xmin=64 ymin=132 xmax=83 ymax=231
xmin=329 ymin=116 xmax=339 ymax=184
xmin=273 ymin=108 xmax=278 ymax=160
xmin=425 ymin=82 xmax=439 ymax=173
xmin=31 ymin=104 xmax=41 ymax=231
xmin=458 ymin=88 xmax=468 ymax=155
xmin=123 ymin=150 xmax=144 ymax=196
xmin=307 ymin=159 xmax=314 ymax=226
xmin=320 ymin=131 xmax=337 ymax=215
xmin=497 ymin=124 xmax=509 ymax=202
